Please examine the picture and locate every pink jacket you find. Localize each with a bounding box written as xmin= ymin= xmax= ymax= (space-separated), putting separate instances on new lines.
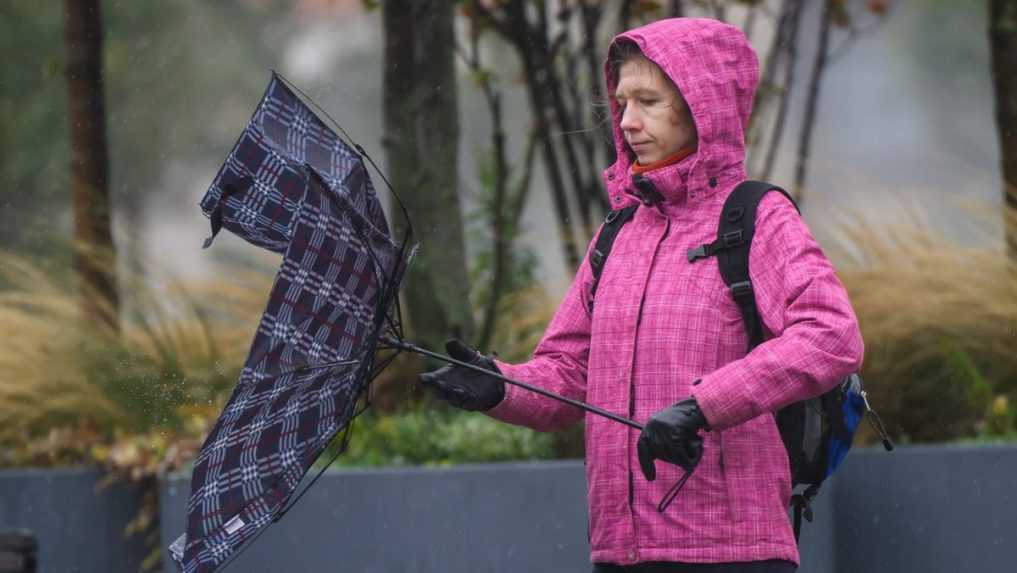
xmin=487 ymin=18 xmax=863 ymax=567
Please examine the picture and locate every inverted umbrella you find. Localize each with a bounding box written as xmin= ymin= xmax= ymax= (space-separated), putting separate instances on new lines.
xmin=169 ymin=72 xmax=640 ymax=573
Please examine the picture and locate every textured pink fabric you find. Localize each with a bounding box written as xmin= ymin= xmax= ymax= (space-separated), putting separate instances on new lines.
xmin=486 ymin=18 xmax=863 ymax=567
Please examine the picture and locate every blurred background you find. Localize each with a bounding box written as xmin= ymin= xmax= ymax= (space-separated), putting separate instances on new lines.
xmin=1 ymin=0 xmax=1015 ymax=571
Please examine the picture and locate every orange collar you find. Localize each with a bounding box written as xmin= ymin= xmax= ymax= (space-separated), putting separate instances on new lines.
xmin=630 ymin=147 xmax=696 ymax=176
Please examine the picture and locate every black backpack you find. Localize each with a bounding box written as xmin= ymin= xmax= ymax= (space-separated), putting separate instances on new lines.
xmin=588 ymin=179 xmax=893 ymax=540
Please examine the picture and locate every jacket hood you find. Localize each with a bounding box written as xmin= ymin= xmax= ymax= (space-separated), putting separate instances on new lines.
xmin=603 ymin=18 xmax=759 ymax=210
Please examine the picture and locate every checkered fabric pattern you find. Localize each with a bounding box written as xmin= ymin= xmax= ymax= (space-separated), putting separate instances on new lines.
xmin=199 ymin=74 xmax=389 ymax=253
xmin=171 ymin=74 xmax=402 ymax=573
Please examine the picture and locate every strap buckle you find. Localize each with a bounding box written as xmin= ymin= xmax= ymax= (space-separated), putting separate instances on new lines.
xmin=688 ymin=230 xmax=743 ymax=263
xmin=730 ymin=280 xmax=753 ymax=299
xmin=790 ymin=493 xmax=815 ymax=522
xmin=687 ymin=245 xmax=709 ymax=263
xmin=722 ymin=230 xmax=743 ymax=248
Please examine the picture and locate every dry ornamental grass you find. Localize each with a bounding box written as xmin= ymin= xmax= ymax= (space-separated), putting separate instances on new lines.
xmin=832 ymin=206 xmax=1017 ymax=442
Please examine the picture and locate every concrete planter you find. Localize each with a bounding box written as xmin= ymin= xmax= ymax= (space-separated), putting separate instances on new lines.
xmin=0 ymin=468 xmax=147 ymax=573
xmin=834 ymin=444 xmax=1017 ymax=572
xmin=3 ymin=445 xmax=1016 ymax=572
xmin=159 ymin=460 xmax=590 ymax=573
xmin=155 ymin=446 xmax=1017 ymax=573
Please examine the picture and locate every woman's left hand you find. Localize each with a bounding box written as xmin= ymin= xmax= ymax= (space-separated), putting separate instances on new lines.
xmin=637 ymin=398 xmax=708 ymax=480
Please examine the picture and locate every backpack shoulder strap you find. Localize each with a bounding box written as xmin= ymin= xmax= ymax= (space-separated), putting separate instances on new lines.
xmin=588 ymin=205 xmax=638 ymax=311
xmin=688 ymin=180 xmax=799 ymax=350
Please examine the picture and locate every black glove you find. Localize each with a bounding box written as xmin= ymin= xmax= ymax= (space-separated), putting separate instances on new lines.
xmin=418 ymin=339 xmax=505 ymax=412
xmin=637 ymin=397 xmax=708 ymax=481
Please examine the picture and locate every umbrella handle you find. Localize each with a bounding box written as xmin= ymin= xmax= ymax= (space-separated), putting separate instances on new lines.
xmin=381 ymin=336 xmax=643 ymax=431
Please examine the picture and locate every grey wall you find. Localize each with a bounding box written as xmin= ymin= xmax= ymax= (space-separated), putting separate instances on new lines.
xmin=4 ymin=446 xmax=1017 ymax=573
xmin=0 ymin=468 xmax=147 ymax=573
xmin=158 ymin=447 xmax=1017 ymax=573
xmin=835 ymin=445 xmax=1017 ymax=573
xmin=795 ymin=478 xmax=835 ymax=573
xmin=160 ymin=460 xmax=591 ymax=573
xmin=158 ymin=460 xmax=839 ymax=573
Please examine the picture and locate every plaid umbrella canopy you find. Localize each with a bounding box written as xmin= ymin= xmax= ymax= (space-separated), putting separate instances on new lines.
xmin=169 ymin=73 xmax=411 ymax=572
xmin=170 ymin=72 xmax=642 ymax=573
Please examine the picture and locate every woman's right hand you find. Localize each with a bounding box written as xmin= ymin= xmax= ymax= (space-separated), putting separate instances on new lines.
xmin=418 ymin=339 xmax=505 ymax=412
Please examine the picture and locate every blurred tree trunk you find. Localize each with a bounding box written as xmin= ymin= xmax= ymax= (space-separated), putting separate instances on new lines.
xmin=755 ymin=0 xmax=805 ymax=181
xmin=990 ymin=0 xmax=1017 ymax=258
xmin=792 ymin=0 xmax=834 ymax=204
xmin=64 ymin=0 xmax=119 ymax=333
xmin=382 ymin=0 xmax=474 ymax=352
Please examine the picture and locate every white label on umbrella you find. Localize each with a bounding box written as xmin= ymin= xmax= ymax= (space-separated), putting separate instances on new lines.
xmin=169 ymin=533 xmax=187 ymax=561
xmin=224 ymin=516 xmax=245 ymax=535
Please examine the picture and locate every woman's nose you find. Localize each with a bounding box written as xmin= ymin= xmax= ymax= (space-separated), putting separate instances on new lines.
xmin=619 ymin=105 xmax=640 ymax=131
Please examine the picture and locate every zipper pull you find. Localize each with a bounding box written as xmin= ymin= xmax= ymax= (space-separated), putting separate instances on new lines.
xmin=861 ymin=390 xmax=895 ymax=451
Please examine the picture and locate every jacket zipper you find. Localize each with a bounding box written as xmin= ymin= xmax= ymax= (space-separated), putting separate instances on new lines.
xmin=628 ymin=222 xmax=660 ymax=508
xmin=628 ymin=386 xmax=636 ymax=506
xmin=628 ymin=309 xmax=640 ymax=508
xmin=628 ymin=216 xmax=670 ymax=555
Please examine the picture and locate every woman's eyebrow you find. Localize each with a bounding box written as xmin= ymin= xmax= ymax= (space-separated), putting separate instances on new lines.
xmin=614 ymin=87 xmax=660 ymax=99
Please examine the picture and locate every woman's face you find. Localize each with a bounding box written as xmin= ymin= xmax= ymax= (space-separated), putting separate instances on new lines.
xmin=614 ymin=55 xmax=698 ymax=165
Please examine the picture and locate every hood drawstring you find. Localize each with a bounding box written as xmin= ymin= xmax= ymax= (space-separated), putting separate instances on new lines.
xmin=623 ymin=144 xmax=700 ymax=209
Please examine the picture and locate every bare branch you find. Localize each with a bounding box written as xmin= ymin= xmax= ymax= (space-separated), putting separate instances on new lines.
xmin=989 ymin=0 xmax=1017 ymax=259
xmin=793 ymin=0 xmax=835 ymax=204
xmin=761 ymin=0 xmax=805 ymax=180
xmin=827 ymin=7 xmax=893 ymax=66
xmin=742 ymin=0 xmax=759 ymax=42
xmin=511 ymin=128 xmax=541 ymax=226
xmin=618 ymin=0 xmax=636 ymax=31
xmin=477 ymin=0 xmax=583 ymax=269
xmin=579 ymin=0 xmax=616 ymax=168
xmin=710 ymin=0 xmax=726 ymax=21
xmin=747 ymin=0 xmax=792 ymax=170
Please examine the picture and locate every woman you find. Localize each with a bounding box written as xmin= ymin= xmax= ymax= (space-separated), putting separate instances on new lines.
xmin=420 ymin=17 xmax=863 ymax=573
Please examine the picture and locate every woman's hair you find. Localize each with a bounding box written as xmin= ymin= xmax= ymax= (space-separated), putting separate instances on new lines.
xmin=606 ymin=39 xmax=645 ymax=88
xmin=607 ymin=39 xmax=683 ymax=101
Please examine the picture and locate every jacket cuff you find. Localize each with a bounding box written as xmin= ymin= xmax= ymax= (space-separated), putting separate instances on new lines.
xmin=483 ymin=359 xmax=526 ymax=423
xmin=689 ymin=373 xmax=756 ymax=432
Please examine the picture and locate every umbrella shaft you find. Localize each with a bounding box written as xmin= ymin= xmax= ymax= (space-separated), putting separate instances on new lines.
xmin=383 ymin=337 xmax=643 ymax=431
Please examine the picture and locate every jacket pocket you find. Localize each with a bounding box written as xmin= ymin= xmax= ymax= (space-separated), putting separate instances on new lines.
xmin=717 ymin=429 xmax=738 ymax=531
xmin=720 ymin=416 xmax=793 ymax=547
